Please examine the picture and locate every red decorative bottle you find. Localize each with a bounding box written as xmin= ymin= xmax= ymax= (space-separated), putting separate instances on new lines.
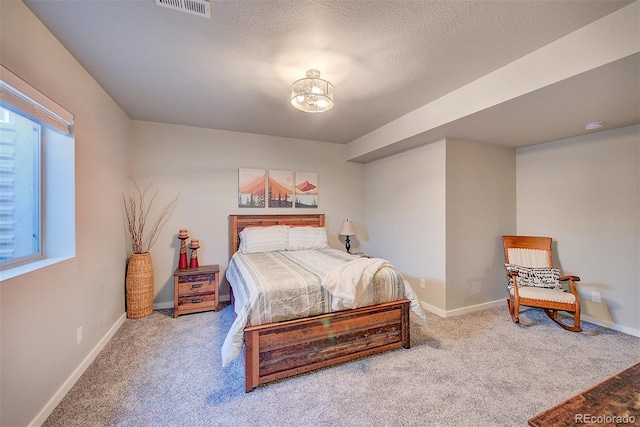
xmin=178 ymin=229 xmax=188 ymax=269
xmin=189 ymin=239 xmax=200 ymax=268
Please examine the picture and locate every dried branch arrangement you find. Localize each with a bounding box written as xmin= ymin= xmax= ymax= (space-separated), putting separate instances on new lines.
xmin=122 ymin=180 xmax=179 ymax=254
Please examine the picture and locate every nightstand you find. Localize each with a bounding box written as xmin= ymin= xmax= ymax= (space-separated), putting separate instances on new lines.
xmin=173 ymin=264 xmax=219 ymax=318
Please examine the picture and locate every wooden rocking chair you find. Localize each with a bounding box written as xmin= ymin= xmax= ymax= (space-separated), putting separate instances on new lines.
xmin=502 ymin=235 xmax=582 ymax=332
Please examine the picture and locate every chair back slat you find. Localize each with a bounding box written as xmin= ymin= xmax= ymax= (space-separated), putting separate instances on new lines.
xmin=506 ymin=248 xmax=550 ymax=267
xmin=502 ymin=235 xmax=553 ymax=267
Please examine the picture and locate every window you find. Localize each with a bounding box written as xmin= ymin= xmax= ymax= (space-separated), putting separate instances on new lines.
xmin=0 ymin=107 xmax=42 ymax=267
xmin=0 ymin=64 xmax=75 ymax=275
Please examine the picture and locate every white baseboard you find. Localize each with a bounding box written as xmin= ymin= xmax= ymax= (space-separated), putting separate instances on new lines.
xmin=421 ymin=299 xmax=505 ymax=318
xmin=29 ymin=312 xmax=127 ymax=427
xmin=581 ymin=314 xmax=640 ymax=338
xmin=420 ymin=301 xmax=446 ymax=317
xmin=421 ymin=299 xmax=640 ymax=338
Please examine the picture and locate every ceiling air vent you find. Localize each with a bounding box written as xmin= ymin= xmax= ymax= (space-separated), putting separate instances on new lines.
xmin=155 ymin=0 xmax=211 ymax=19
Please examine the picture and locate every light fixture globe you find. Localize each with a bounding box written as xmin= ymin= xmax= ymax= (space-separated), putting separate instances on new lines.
xmin=291 ymin=69 xmax=334 ymax=113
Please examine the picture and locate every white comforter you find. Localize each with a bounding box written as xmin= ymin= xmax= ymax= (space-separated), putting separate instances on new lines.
xmin=322 ymin=257 xmax=426 ymax=322
xmin=222 ymin=248 xmax=427 ymax=366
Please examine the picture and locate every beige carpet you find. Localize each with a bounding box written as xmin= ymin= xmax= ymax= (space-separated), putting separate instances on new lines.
xmin=43 ymin=304 xmax=640 ymax=426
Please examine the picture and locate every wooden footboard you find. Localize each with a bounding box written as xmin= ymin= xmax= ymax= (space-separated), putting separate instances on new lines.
xmin=243 ymin=299 xmax=410 ymax=392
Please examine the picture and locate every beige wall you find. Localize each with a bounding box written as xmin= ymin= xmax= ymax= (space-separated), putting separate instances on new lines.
xmin=364 ymin=126 xmax=639 ymax=332
xmin=130 ymin=120 xmax=365 ymax=307
xmin=364 ymin=140 xmax=447 ymax=310
xmin=517 ymin=125 xmax=640 ymax=335
xmin=445 ymin=139 xmax=516 ymax=311
xmin=0 ymin=2 xmax=130 ymax=426
xmin=363 ymin=138 xmax=516 ymax=315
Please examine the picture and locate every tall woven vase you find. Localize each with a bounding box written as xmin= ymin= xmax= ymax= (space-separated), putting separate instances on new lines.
xmin=126 ymin=252 xmax=154 ymax=319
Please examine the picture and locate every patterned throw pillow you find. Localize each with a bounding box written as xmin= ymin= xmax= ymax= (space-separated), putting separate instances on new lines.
xmin=504 ymin=263 xmax=562 ymax=290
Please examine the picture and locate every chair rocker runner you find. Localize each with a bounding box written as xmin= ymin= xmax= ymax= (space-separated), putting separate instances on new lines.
xmin=502 ymin=235 xmax=582 ymax=332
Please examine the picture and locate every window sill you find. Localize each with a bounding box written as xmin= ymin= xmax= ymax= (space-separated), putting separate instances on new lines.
xmin=0 ymin=256 xmax=74 ymax=281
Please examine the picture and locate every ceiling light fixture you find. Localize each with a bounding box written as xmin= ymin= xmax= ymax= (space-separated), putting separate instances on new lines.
xmin=584 ymin=121 xmax=604 ymax=131
xmin=291 ymin=69 xmax=334 ymax=113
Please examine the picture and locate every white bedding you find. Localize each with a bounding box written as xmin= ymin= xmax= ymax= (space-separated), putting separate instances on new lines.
xmin=222 ymin=248 xmax=426 ymax=366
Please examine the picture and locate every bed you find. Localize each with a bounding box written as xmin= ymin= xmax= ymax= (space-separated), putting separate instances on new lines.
xmin=223 ymin=214 xmax=427 ymax=392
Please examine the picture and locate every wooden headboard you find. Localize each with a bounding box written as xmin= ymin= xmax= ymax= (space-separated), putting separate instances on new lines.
xmin=229 ymin=214 xmax=326 ymax=259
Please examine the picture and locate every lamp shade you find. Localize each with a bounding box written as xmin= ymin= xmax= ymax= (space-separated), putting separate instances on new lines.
xmin=339 ymin=220 xmax=356 ymax=236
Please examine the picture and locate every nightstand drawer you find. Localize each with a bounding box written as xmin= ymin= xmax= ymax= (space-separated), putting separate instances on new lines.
xmin=177 ymin=273 xmax=215 ymax=284
xmin=177 ymin=293 xmax=217 ymax=309
xmin=178 ymin=279 xmax=216 ymax=296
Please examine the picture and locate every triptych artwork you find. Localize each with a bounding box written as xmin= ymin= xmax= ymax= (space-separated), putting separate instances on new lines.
xmin=238 ymin=168 xmax=318 ymax=208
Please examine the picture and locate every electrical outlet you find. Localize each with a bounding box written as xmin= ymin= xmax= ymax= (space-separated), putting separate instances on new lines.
xmin=419 ymin=279 xmax=426 ymax=289
xmin=592 ymin=291 xmax=601 ymax=303
xmin=76 ymin=327 xmax=83 ymax=345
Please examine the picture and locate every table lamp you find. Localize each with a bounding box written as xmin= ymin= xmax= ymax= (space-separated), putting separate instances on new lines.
xmin=339 ymin=219 xmax=357 ymax=253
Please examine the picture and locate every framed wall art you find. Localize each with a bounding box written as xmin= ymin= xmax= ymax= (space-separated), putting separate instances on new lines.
xmin=295 ymin=172 xmax=318 ymax=208
xmin=238 ymin=168 xmax=266 ymax=208
xmin=268 ymin=170 xmax=293 ymax=208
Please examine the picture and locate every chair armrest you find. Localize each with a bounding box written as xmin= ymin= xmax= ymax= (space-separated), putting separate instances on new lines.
xmin=559 ymin=275 xmax=580 ymax=295
xmin=505 ymin=270 xmax=522 ymax=295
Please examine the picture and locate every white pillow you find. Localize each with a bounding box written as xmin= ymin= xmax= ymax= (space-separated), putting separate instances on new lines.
xmin=287 ymin=226 xmax=329 ymax=251
xmin=239 ymin=226 xmax=288 ymax=253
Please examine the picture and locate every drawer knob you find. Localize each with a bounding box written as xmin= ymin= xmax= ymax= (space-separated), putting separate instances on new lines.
xmin=191 ymin=298 xmax=204 ymax=304
xmin=191 ymin=283 xmax=203 ymax=289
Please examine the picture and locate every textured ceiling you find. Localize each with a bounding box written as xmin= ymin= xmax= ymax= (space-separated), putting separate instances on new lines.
xmin=22 ymin=0 xmax=639 ymax=151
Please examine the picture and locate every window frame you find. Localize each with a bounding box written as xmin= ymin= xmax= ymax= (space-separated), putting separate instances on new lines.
xmin=0 ymin=64 xmax=75 ymax=277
